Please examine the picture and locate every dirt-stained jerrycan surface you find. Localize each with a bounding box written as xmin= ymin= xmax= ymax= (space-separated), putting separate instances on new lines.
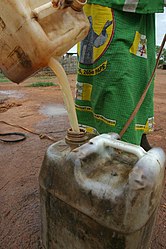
xmin=39 ymin=133 xmax=165 ymax=249
xmin=0 ymin=0 xmax=89 ymax=83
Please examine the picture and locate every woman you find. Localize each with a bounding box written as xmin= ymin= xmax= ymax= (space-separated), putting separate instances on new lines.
xmin=75 ymin=0 xmax=165 ymax=149
xmin=52 ymin=0 xmax=166 ymax=149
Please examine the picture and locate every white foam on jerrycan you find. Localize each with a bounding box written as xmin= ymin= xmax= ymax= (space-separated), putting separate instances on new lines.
xmin=0 ymin=0 xmax=89 ymax=132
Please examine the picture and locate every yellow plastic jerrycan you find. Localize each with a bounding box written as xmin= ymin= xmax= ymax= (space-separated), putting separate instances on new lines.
xmin=0 ymin=0 xmax=89 ymax=83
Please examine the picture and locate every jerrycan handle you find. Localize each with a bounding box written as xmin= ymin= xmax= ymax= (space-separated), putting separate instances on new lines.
xmin=103 ymin=133 xmax=146 ymax=159
xmin=73 ymin=134 xmax=147 ymax=201
xmin=74 ymin=133 xmax=147 ymax=159
xmin=32 ymin=2 xmax=56 ymax=20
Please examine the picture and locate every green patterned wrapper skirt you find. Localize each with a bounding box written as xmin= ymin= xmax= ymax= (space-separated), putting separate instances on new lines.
xmin=75 ymin=4 xmax=157 ymax=145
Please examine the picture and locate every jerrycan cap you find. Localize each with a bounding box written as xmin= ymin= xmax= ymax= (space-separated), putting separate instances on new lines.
xmin=65 ymin=127 xmax=89 ymax=148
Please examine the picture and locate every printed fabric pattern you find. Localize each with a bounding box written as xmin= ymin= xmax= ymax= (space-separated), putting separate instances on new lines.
xmin=86 ymin=0 xmax=165 ymax=14
xmin=75 ymin=4 xmax=156 ymax=145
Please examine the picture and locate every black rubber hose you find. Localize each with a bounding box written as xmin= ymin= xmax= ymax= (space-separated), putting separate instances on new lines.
xmin=0 ymin=132 xmax=26 ymax=143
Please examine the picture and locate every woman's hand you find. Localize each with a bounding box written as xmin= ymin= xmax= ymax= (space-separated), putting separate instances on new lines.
xmin=52 ymin=0 xmax=73 ymax=9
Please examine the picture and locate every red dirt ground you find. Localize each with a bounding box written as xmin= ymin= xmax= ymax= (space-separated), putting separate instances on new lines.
xmin=0 ymin=69 xmax=165 ymax=249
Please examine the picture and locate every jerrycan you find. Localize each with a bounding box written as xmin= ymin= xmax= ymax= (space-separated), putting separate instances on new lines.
xmin=0 ymin=0 xmax=89 ymax=83
xmin=39 ymin=132 xmax=165 ymax=249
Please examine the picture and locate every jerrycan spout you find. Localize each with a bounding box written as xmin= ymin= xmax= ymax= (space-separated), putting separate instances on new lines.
xmin=65 ymin=127 xmax=89 ymax=149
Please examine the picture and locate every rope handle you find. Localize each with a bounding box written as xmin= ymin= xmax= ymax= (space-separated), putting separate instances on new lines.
xmin=119 ymin=34 xmax=166 ymax=138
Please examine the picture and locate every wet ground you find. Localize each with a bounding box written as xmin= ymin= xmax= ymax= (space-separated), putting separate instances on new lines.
xmin=40 ymin=103 xmax=67 ymax=116
xmin=0 ymin=70 xmax=166 ymax=248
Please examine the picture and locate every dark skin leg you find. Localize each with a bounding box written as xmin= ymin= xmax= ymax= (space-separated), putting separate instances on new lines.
xmin=140 ymin=134 xmax=151 ymax=151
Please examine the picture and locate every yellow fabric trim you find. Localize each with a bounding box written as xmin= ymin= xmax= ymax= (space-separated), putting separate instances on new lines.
xmin=78 ymin=61 xmax=107 ymax=76
xmin=82 ymin=83 xmax=92 ymax=101
xmin=75 ymin=104 xmax=92 ymax=112
xmin=135 ymin=117 xmax=154 ymax=133
xmin=94 ymin=113 xmax=116 ymax=126
xmin=130 ymin=31 xmax=141 ymax=55
xmin=75 ymin=104 xmax=116 ymax=126
xmin=76 ymin=82 xmax=92 ymax=101
xmin=79 ymin=124 xmax=99 ymax=135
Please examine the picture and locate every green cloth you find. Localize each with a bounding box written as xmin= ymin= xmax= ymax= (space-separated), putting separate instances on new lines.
xmin=87 ymin=0 xmax=165 ymax=13
xmin=75 ymin=3 xmax=157 ymax=145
